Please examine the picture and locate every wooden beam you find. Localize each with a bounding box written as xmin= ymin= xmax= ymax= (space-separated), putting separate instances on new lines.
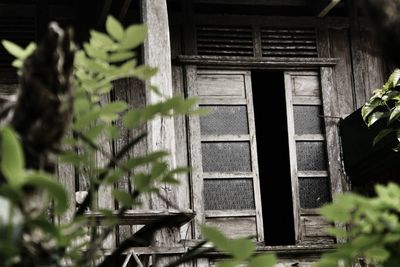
xmin=311 ymin=0 xmax=341 ymax=17
xmin=177 ymin=55 xmax=339 ymax=68
xmin=194 ymin=0 xmax=308 ymax=6
xmin=85 ymin=209 xmax=195 ymax=225
xmin=142 ymin=0 xmax=177 ymax=209
xmin=141 ymin=3 xmax=181 ymax=263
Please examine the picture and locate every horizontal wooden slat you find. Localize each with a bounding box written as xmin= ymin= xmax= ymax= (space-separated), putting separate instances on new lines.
xmin=262 ymin=51 xmax=318 ymax=56
xmin=198 ymin=38 xmax=253 ymax=44
xmin=205 ymin=209 xmax=256 ymax=217
xmin=206 ymin=217 xmax=257 ymax=239
xmin=198 ymin=43 xmax=253 ymax=49
xmin=263 ymin=45 xmax=317 ymax=50
xmin=298 ymin=170 xmax=329 ymax=177
xmin=84 ymin=209 xmax=195 ymax=225
xmin=301 ymin=215 xmax=333 ymax=239
xmin=177 ymin=55 xmax=339 ymax=67
xmin=262 ymin=39 xmax=316 ymax=44
xmin=292 ymin=97 xmax=322 ymax=105
xmin=201 ymin=134 xmax=250 ymax=142
xmin=196 ymin=25 xmax=254 ymax=57
xmin=261 ymin=29 xmax=316 ymax=34
xmin=203 ymin=172 xmax=253 ymax=179
xmin=261 ymin=27 xmax=317 ymax=58
xmin=295 ymin=134 xmax=325 ymax=141
xmin=199 ymin=98 xmax=247 ymax=105
xmin=199 ymin=49 xmax=253 ymax=55
xmin=196 ymin=73 xmax=246 ymax=97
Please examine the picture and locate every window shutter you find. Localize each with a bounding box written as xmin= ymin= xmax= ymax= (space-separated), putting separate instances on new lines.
xmin=284 ymin=71 xmax=334 ymax=244
xmin=187 ymin=69 xmax=264 ymax=241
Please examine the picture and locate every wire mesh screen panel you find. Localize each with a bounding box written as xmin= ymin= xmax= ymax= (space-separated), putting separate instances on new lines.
xmin=293 ymin=105 xmax=324 ymax=135
xmin=204 ymin=179 xmax=255 ymax=210
xmin=299 ymin=177 xmax=331 ymax=209
xmin=296 ymin=141 xmax=327 ymax=171
xmin=202 ymin=142 xmax=252 ymax=172
xmin=200 ymin=105 xmax=249 ymax=135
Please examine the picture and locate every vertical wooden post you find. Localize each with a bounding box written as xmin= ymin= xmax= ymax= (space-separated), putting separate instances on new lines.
xmin=142 ymin=0 xmax=177 ymax=209
xmin=141 ymin=1 xmax=180 ymax=265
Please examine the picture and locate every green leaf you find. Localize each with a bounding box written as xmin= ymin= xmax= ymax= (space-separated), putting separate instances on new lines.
xmin=2 ymin=40 xmax=25 ymax=59
xmin=122 ymin=109 xmax=143 ymax=128
xmin=201 ymin=225 xmax=230 ymax=252
xmin=73 ymin=109 xmax=100 ymax=130
xmin=74 ymin=97 xmax=91 ymax=113
xmin=100 ymin=101 xmax=128 ymax=114
xmin=24 ymin=42 xmax=37 ymax=57
xmin=27 ymin=217 xmax=61 ymax=239
xmin=133 ymin=173 xmax=152 ymax=192
xmin=227 ymin=238 xmax=254 ymax=261
xmin=0 ymin=184 xmax=23 ymax=203
xmin=373 ymin=128 xmax=394 ymax=146
xmin=216 ymin=260 xmax=238 ymax=267
xmin=106 ymin=16 xmax=124 ymax=41
xmin=107 ymin=51 xmax=135 ymax=62
xmin=367 ymin=111 xmax=385 ymax=126
xmin=133 ymin=65 xmax=158 ymax=80
xmin=120 ymin=24 xmax=148 ymax=50
xmin=24 ymin=172 xmax=69 ymax=214
xmin=124 ymin=151 xmax=168 ymax=169
xmin=112 ymin=189 xmax=133 ymax=207
xmin=11 ymin=59 xmax=23 ymax=69
xmin=361 ymin=98 xmax=381 ymax=123
xmin=389 ymin=104 xmax=400 ymax=124
xmin=83 ymin=43 xmax=108 ymax=60
xmin=59 ymin=152 xmax=88 ymax=166
xmin=391 ymin=69 xmax=400 ymax=87
xmin=364 ymin=247 xmax=390 ymax=262
xmin=90 ymin=30 xmax=115 ymax=47
xmin=99 ymin=101 xmax=128 ymax=122
xmin=1 ymin=127 xmax=25 ymax=187
xmin=249 ymin=254 xmax=277 ymax=267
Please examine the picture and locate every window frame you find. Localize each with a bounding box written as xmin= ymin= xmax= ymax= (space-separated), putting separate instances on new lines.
xmin=183 ymin=61 xmax=342 ymax=245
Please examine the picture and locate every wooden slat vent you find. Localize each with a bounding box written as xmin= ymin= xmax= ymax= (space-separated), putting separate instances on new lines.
xmin=261 ymin=28 xmax=318 ymax=58
xmin=0 ymin=17 xmax=35 ymax=77
xmin=196 ymin=25 xmax=254 ymax=57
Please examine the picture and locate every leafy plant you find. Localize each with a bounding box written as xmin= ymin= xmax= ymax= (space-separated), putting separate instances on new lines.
xmin=0 ymin=16 xmax=276 ymax=267
xmin=315 ymin=69 xmax=400 ymax=267
xmin=361 ymin=69 xmax=400 ymax=149
xmin=315 ymin=183 xmax=400 ymax=267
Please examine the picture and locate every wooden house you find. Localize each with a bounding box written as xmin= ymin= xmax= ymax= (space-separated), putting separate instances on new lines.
xmin=0 ymin=0 xmax=392 ymax=266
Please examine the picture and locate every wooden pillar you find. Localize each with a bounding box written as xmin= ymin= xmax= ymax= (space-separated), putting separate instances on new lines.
xmin=141 ymin=2 xmax=180 ymax=263
xmin=142 ymin=0 xmax=177 ymax=208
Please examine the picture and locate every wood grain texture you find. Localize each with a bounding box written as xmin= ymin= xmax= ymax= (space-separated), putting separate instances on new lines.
xmin=359 ymin=26 xmax=386 ymax=98
xmin=177 ymin=55 xmax=339 ymax=68
xmin=142 ymin=3 xmax=180 ymax=265
xmin=284 ymin=72 xmax=301 ymax=243
xmin=185 ymin=65 xmax=205 ymax=239
xmin=206 ymin=217 xmax=257 ymax=239
xmin=196 ymin=73 xmax=246 ymax=97
xmin=172 ymin=65 xmax=193 ymax=240
xmin=244 ymin=73 xmax=264 ymax=242
xmin=97 ymin=94 xmax=116 ymax=249
xmin=328 ymin=27 xmax=355 ymax=117
xmin=112 ymin=78 xmax=148 ymax=244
